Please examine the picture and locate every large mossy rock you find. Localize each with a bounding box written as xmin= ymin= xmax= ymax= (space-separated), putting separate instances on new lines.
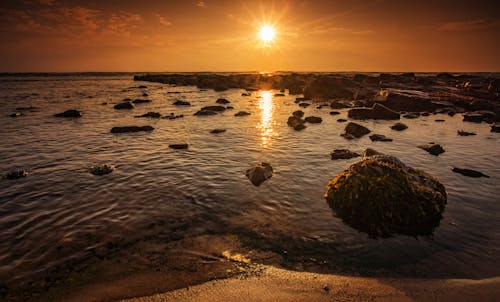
xmin=325 ymin=151 xmax=447 ymax=238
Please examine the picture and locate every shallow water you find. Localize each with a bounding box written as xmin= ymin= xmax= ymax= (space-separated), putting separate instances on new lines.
xmin=0 ymin=74 xmax=499 ymax=285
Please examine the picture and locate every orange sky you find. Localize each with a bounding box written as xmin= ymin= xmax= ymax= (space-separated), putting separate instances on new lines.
xmin=0 ymin=0 xmax=499 ymax=72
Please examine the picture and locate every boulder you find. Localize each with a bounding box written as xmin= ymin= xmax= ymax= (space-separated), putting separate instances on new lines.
xmin=418 ymin=142 xmax=445 ymax=156
xmin=325 ymin=151 xmax=447 ymax=237
xmin=5 ymin=170 xmax=28 ymax=179
xmin=54 ymin=109 xmax=82 ymax=117
xmin=390 ymin=122 xmax=408 ymax=131
xmin=342 ymin=122 xmax=371 ymax=138
xmin=451 ymin=167 xmax=489 ymax=178
xmin=348 ymin=103 xmax=400 ymax=120
xmin=110 ymin=126 xmax=154 ymax=133
xmin=169 ymin=143 xmax=188 ymax=150
xmin=369 ymin=134 xmax=393 ymax=142
xmin=331 ymin=149 xmax=360 ymax=160
xmin=114 ymin=102 xmax=135 ymax=110
xmin=216 ymin=98 xmax=230 ymax=104
xmin=90 ymin=164 xmax=114 ymax=176
xmin=173 ymin=100 xmax=191 ymax=106
xmin=235 ymin=111 xmax=251 ymax=117
xmin=304 ymin=116 xmax=322 ymax=124
xmin=245 ymin=163 xmax=273 ymax=186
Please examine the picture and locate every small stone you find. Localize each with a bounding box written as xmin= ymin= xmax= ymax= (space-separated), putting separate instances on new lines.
xmin=331 ymin=149 xmax=360 ymax=160
xmin=390 ymin=122 xmax=408 ymax=131
xmin=132 ymin=99 xmax=151 ymax=104
xmin=451 ymin=167 xmax=489 ymax=178
xmin=369 ymin=134 xmax=393 ymax=142
xmin=418 ymin=142 xmax=445 ymax=156
xmin=216 ymin=98 xmax=230 ymax=104
xmin=457 ymin=130 xmax=476 ymax=136
xmin=245 ymin=163 xmax=273 ymax=186
xmin=403 ymin=113 xmax=420 ymax=119
xmin=110 ymin=126 xmax=154 ymax=133
xmin=90 ymin=164 xmax=114 ymax=176
xmin=114 ymin=102 xmax=134 ymax=110
xmin=135 ymin=112 xmax=161 ymax=118
xmin=329 ymin=111 xmax=340 ymax=115
xmin=299 ymin=103 xmax=310 ymax=108
xmin=337 ymin=118 xmax=347 ymax=123
xmin=235 ymin=111 xmax=251 ymax=117
xmin=54 ymin=109 xmax=82 ymax=117
xmin=169 ymin=143 xmax=189 ymax=150
xmin=210 ymin=129 xmax=226 ymax=134
xmin=173 ymin=100 xmax=191 ymax=106
xmin=292 ymin=110 xmax=304 ymax=118
xmin=435 ymin=119 xmax=445 ymax=122
xmin=5 ymin=170 xmax=28 ymax=179
xmin=304 ymin=116 xmax=322 ymax=123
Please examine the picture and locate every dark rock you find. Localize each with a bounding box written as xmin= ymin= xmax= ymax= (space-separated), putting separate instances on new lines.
xmin=135 ymin=112 xmax=162 ymax=118
xmin=274 ymin=93 xmax=285 ymax=97
xmin=457 ymin=130 xmax=476 ymax=136
xmin=241 ymin=92 xmax=251 ymax=96
xmin=15 ymin=106 xmax=38 ymax=111
xmin=435 ymin=119 xmax=445 ymax=122
xmin=470 ymin=99 xmax=495 ymax=111
xmin=390 ymin=122 xmax=408 ymax=131
xmin=132 ymin=99 xmax=151 ymax=104
xmin=295 ymin=97 xmax=310 ymax=102
xmin=210 ymin=129 xmax=226 ymax=134
xmin=287 ymin=116 xmax=306 ymax=131
xmin=330 ymin=100 xmax=351 ymax=109
xmin=292 ymin=110 xmax=304 ymax=118
xmin=329 ymin=111 xmax=340 ymax=115
xmin=421 ymin=112 xmax=430 ymax=116
xmin=235 ymin=111 xmax=251 ymax=117
xmin=245 ymin=163 xmax=273 ymax=186
xmin=298 ymin=103 xmax=310 ymax=108
xmin=90 ymin=164 xmax=114 ymax=176
xmin=436 ymin=73 xmax=456 ymax=81
xmin=54 ymin=109 xmax=82 ymax=117
xmin=337 ymin=118 xmax=347 ymax=123
xmin=348 ymin=103 xmax=400 ymax=120
xmin=418 ymin=142 xmax=445 ymax=156
xmin=9 ymin=112 xmax=23 ymax=117
xmin=369 ymin=134 xmax=393 ymax=142
xmin=342 ymin=122 xmax=371 ymax=139
xmin=448 ymin=111 xmax=456 ymax=116
xmin=5 ymin=170 xmax=28 ymax=179
xmin=331 ymin=149 xmax=360 ymax=160
xmin=382 ymin=92 xmax=439 ymax=112
xmin=201 ymin=105 xmax=226 ymax=112
xmin=110 ymin=126 xmax=154 ymax=133
xmin=451 ymin=167 xmax=489 ymax=178
xmin=403 ymin=113 xmax=420 ymax=119
xmin=491 ymin=124 xmax=500 ymax=133
xmin=162 ymin=113 xmax=184 ymax=120
xmin=142 ymin=93 xmax=149 ymax=97
xmin=216 ymin=98 xmax=230 ymax=104
xmin=303 ymin=76 xmax=357 ymax=100
xmin=226 ymin=106 xmax=234 ymax=109
xmin=173 ymin=100 xmax=191 ymax=106
xmin=304 ymin=116 xmax=322 ymax=124
xmin=325 ymin=152 xmax=447 ymax=237
xmin=169 ymin=143 xmax=188 ymax=150
xmin=101 ymin=102 xmax=108 ymax=105
xmin=114 ymin=102 xmax=135 ymax=110
xmin=194 ymin=110 xmax=217 ymax=116
xmin=463 ymin=111 xmax=496 ymax=123
xmin=138 ymin=85 xmax=148 ymax=88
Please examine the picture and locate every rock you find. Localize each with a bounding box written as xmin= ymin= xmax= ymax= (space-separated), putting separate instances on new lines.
xmin=382 ymin=92 xmax=440 ymax=112
xmin=54 ymin=109 xmax=82 ymax=117
xmin=5 ymin=170 xmax=28 ymax=179
xmin=329 ymin=111 xmax=340 ymax=115
xmin=274 ymin=93 xmax=285 ymax=97
xmin=330 ymin=100 xmax=352 ymax=109
xmin=226 ymin=106 xmax=234 ymax=110
xmin=362 ymin=148 xmax=382 ymax=157
xmin=101 ymin=102 xmax=108 ymax=105
xmin=342 ymin=122 xmax=371 ymax=139
xmin=448 ymin=111 xmax=456 ymax=117
xmin=169 ymin=143 xmax=188 ymax=150
xmin=295 ymin=97 xmax=310 ymax=102
xmin=235 ymin=111 xmax=251 ymax=117
xmin=292 ymin=110 xmax=304 ymax=118
xmin=435 ymin=119 xmax=445 ymax=122
xmin=9 ymin=112 xmax=23 ymax=117
xmin=325 ymin=151 xmax=447 ymax=237
xmin=90 ymin=164 xmax=114 ymax=176
xmin=418 ymin=142 xmax=445 ymax=156
xmin=15 ymin=106 xmax=38 ymax=111
xmin=142 ymin=93 xmax=149 ymax=97
xmin=201 ymin=105 xmax=226 ymax=112
xmin=173 ymin=100 xmax=191 ymax=106
xmin=245 ymin=163 xmax=273 ymax=186
xmin=348 ymin=103 xmax=400 ymax=120
xmin=491 ymin=124 xmax=500 ymax=133
xmin=210 ymin=129 xmax=226 ymax=134
xmin=241 ymin=92 xmax=251 ymax=96
xmin=138 ymin=85 xmax=148 ymax=88
xmin=298 ymin=103 xmax=310 ymax=108
xmin=330 ymin=149 xmax=360 ymax=160
xmin=421 ymin=112 xmax=430 ymax=116
xmin=463 ymin=111 xmax=496 ymax=123
xmin=135 ymin=112 xmax=162 ymax=118
xmin=470 ymin=99 xmax=495 ymax=111
xmin=457 ymin=130 xmax=476 ymax=136
xmin=110 ymin=126 xmax=154 ymax=133
xmin=216 ymin=98 xmax=230 ymax=104
xmin=403 ymin=113 xmax=420 ymax=119
xmin=303 ymin=76 xmax=356 ymax=100
xmin=390 ymin=122 xmax=408 ymax=131
xmin=194 ymin=110 xmax=218 ymax=116
xmin=287 ymin=116 xmax=306 ymax=131
xmin=132 ymin=99 xmax=152 ymax=104
xmin=304 ymin=116 xmax=322 ymax=123
xmin=337 ymin=118 xmax=347 ymax=123
xmin=369 ymin=134 xmax=393 ymax=142
xmin=162 ymin=113 xmax=184 ymax=120
xmin=451 ymin=167 xmax=489 ymax=178
xmin=114 ymin=102 xmax=135 ymax=110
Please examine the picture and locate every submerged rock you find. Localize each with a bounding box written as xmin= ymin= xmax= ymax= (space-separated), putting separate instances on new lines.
xmin=337 ymin=118 xmax=347 ymax=123
xmin=245 ymin=163 xmax=273 ymax=186
xmin=110 ymin=126 xmax=154 ymax=133
xmin=304 ymin=116 xmax=322 ymax=123
xmin=390 ymin=122 xmax=408 ymax=131
xmin=348 ymin=103 xmax=400 ymax=120
xmin=173 ymin=100 xmax=191 ymax=106
xmin=90 ymin=164 xmax=114 ymax=176
xmin=451 ymin=167 xmax=489 ymax=178
xmin=369 ymin=134 xmax=393 ymax=142
xmin=169 ymin=143 xmax=188 ymax=150
xmin=418 ymin=142 xmax=445 ymax=156
xmin=5 ymin=170 xmax=28 ymax=180
xmin=435 ymin=119 xmax=445 ymax=122
xmin=114 ymin=102 xmax=135 ymax=110
xmin=54 ymin=109 xmax=82 ymax=118
xmin=325 ymin=151 xmax=447 ymax=238
xmin=457 ymin=130 xmax=476 ymax=136
xmin=330 ymin=149 xmax=360 ymax=160
xmin=342 ymin=122 xmax=371 ymax=139
xmin=235 ymin=111 xmax=251 ymax=117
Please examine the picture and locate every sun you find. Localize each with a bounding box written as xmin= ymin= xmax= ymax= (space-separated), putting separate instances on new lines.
xmin=258 ymin=25 xmax=276 ymax=43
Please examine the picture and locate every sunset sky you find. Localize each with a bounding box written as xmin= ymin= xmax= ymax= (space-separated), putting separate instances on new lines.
xmin=0 ymin=0 xmax=499 ymax=72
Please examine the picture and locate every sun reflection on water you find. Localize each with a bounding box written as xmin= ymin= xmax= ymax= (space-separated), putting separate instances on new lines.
xmin=258 ymin=90 xmax=276 ymax=147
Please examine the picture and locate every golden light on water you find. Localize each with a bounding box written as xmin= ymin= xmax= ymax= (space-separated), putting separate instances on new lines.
xmin=258 ymin=90 xmax=275 ymax=147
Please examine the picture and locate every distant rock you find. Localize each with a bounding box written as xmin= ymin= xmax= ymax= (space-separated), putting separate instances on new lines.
xmin=348 ymin=103 xmax=400 ymax=120
xmin=235 ymin=111 xmax=251 ymax=117
xmin=54 ymin=109 xmax=82 ymax=117
xmin=337 ymin=118 xmax=347 ymax=123
xmin=274 ymin=93 xmax=285 ymax=97
xmin=142 ymin=93 xmax=149 ymax=97
xmin=287 ymin=116 xmax=306 ymax=131
xmin=194 ymin=109 xmax=217 ymax=116
xmin=369 ymin=134 xmax=393 ymax=142
xmin=162 ymin=113 xmax=184 ymax=120
xmin=169 ymin=143 xmax=188 ymax=150
xmin=381 ymin=92 xmax=440 ymax=112
xmin=491 ymin=124 xmax=500 ymax=133
xmin=216 ymin=98 xmax=230 ymax=104
xmin=403 ymin=113 xmax=420 ymax=119
xmin=241 ymin=92 xmax=251 ymax=96
xmin=342 ymin=122 xmax=371 ymax=139
xmin=114 ymin=102 xmax=135 ymax=110
xmin=435 ymin=119 xmax=445 ymax=122
xmin=210 ymin=129 xmax=226 ymax=134
xmin=135 ymin=112 xmax=162 ymax=118
xmin=90 ymin=164 xmax=114 ymax=176
xmin=245 ymin=163 xmax=273 ymax=186
xmin=292 ymin=110 xmax=304 ymax=118
xmin=451 ymin=167 xmax=489 ymax=178
xmin=110 ymin=126 xmax=154 ymax=133
xmin=137 ymin=85 xmax=148 ymax=89
xmin=298 ymin=103 xmax=310 ymax=108
xmin=330 ymin=149 xmax=360 ymax=160
xmin=304 ymin=116 xmax=322 ymax=123
xmin=390 ymin=122 xmax=408 ymax=131
xmin=463 ymin=111 xmax=496 ymax=123
xmin=303 ymin=76 xmax=356 ymax=100
xmin=5 ymin=170 xmax=28 ymax=180
xmin=201 ymin=105 xmax=226 ymax=112
xmin=329 ymin=111 xmax=340 ymax=115
xmin=173 ymin=100 xmax=191 ymax=106
xmin=457 ymin=130 xmax=476 ymax=136
xmin=418 ymin=142 xmax=445 ymax=156
xmin=132 ymin=99 xmax=151 ymax=104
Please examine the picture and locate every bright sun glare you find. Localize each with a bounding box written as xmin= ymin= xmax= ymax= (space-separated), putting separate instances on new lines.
xmin=259 ymin=25 xmax=276 ymax=43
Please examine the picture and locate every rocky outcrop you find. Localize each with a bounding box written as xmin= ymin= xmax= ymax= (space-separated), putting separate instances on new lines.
xmin=348 ymin=103 xmax=400 ymax=120
xmin=325 ymin=150 xmax=447 ymax=237
xmin=54 ymin=109 xmax=82 ymax=117
xmin=110 ymin=126 xmax=154 ymax=133
xmin=245 ymin=163 xmax=273 ymax=186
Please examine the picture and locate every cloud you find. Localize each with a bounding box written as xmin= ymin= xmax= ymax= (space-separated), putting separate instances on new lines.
xmin=439 ymin=19 xmax=499 ymax=31
xmin=196 ymin=1 xmax=206 ymax=8
xmin=156 ymin=14 xmax=172 ymax=26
